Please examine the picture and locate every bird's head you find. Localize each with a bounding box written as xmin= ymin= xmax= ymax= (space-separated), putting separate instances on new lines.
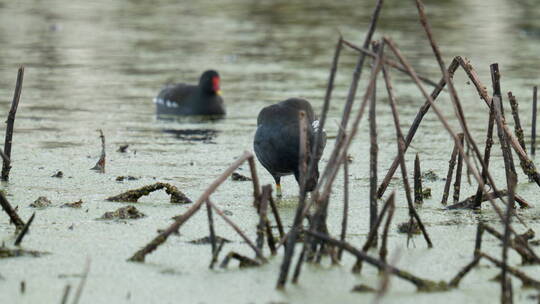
xmin=200 ymin=70 xmax=221 ymax=96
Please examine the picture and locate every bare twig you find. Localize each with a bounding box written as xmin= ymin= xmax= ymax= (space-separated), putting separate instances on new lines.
xmin=338 ymin=158 xmax=349 ymax=261
xmin=209 ymin=239 xmax=225 ymax=269
xmin=268 ymin=194 xmax=284 ymax=239
xmin=508 ymin=92 xmax=527 ymax=153
xmin=60 ymin=285 xmax=71 ymax=304
xmin=0 ymin=191 xmax=25 ymax=229
xmin=448 ymin=190 xmax=531 ymax=210
xmin=292 ymin=245 xmax=306 ymax=284
xmin=448 ymin=255 xmax=481 ymax=288
xmin=71 ymin=258 xmax=90 ymax=304
xmin=353 ymin=192 xmax=395 ymax=273
xmin=441 ymin=136 xmax=459 ymax=205
xmin=369 ymin=41 xmax=380 ymax=246
xmin=501 ymin=176 xmax=516 ymax=303
xmin=14 ymin=212 xmax=35 ymax=246
xmin=479 ymin=252 xmax=540 ymax=288
xmin=205 ymin=200 xmax=217 ymax=261
xmin=414 ymin=153 xmax=423 ymax=204
xmin=220 ymin=251 xmax=261 ymax=268
xmin=473 ymin=103 xmax=495 ymax=208
xmin=305 ymin=230 xmax=447 ymax=292
xmin=2 ymin=66 xmax=24 ymax=181
xmin=532 ymin=86 xmax=537 ymax=156
xmin=247 ymin=155 xmax=262 ymax=207
xmin=382 ymin=63 xmax=414 ymax=210
xmin=452 ymin=134 xmax=464 ymax=203
xmin=379 ymin=196 xmax=395 ymax=264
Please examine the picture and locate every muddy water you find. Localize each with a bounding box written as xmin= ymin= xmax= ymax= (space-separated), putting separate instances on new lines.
xmin=1 ymin=0 xmax=540 ymax=303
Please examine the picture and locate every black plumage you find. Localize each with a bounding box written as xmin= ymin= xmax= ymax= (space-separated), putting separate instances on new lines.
xmin=254 ymin=98 xmax=326 ymax=196
xmin=155 ymin=70 xmax=225 ymax=116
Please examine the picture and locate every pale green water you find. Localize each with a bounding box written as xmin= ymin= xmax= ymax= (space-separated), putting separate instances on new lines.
xmin=0 ymin=0 xmax=540 ymax=303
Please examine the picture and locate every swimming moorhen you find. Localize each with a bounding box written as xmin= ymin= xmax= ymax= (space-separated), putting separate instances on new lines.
xmin=154 ymin=70 xmax=225 ymax=116
xmin=254 ymin=98 xmax=326 ymax=197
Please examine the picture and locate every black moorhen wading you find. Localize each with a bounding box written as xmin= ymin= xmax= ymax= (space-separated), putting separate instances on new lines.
xmin=154 ymin=70 xmax=225 ymax=116
xmin=254 ymin=98 xmax=326 ymax=197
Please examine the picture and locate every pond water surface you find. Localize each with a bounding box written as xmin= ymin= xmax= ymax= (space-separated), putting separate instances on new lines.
xmin=1 ymin=0 xmax=540 ymax=303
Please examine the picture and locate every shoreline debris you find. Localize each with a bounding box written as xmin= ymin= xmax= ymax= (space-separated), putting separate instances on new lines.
xmin=106 ymin=182 xmax=192 ymax=204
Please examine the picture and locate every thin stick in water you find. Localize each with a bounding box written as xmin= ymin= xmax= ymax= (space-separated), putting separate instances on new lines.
xmin=452 ymin=134 xmax=464 ymax=203
xmin=508 ymin=92 xmax=527 ymax=153
xmin=382 ymin=63 xmax=414 ymax=209
xmin=14 ymin=212 xmax=35 ymax=246
xmin=353 ymin=192 xmax=395 ymax=273
xmin=338 ymin=158 xmax=349 ymax=261
xmin=501 ymin=175 xmax=516 ymax=304
xmin=532 ymin=86 xmax=537 ymax=156
xmin=473 ymin=103 xmax=496 ymax=208
xmin=268 ymin=193 xmax=284 ymax=239
xmin=209 ymin=239 xmax=225 ymax=269
xmin=205 ymin=200 xmax=217 ymax=261
xmin=369 ymin=41 xmax=380 ymax=246
xmin=441 ymin=137 xmax=459 ymax=205
xmin=448 ymin=255 xmax=481 ymax=288
xmin=247 ymin=152 xmax=262 ymax=207
xmin=306 ymin=230 xmax=447 ymax=291
xmin=414 ymin=153 xmax=423 ymax=204
xmin=379 ymin=194 xmax=395 ymax=264
xmin=60 ymin=285 xmax=71 ymax=304
xmin=1 ymin=66 xmax=24 ymax=181
xmin=71 ymin=258 xmax=91 ymax=304
xmin=0 ymin=191 xmax=25 ymax=229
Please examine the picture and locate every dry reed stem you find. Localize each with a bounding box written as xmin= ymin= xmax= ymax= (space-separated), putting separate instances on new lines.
xmin=382 ymin=63 xmax=414 ymax=209
xmin=205 ymin=200 xmax=217 ymax=262
xmin=479 ymin=252 xmax=540 ymax=289
xmin=452 ymin=134 xmax=464 ymax=203
xmin=532 ymin=86 xmax=537 ymax=156
xmin=305 ymin=230 xmax=448 ymax=292
xmin=353 ymin=192 xmax=395 ymax=273
xmin=338 ymin=158 xmax=349 ymax=261
xmin=508 ymin=92 xmax=527 ymax=153
xmin=0 ymin=191 xmax=25 ymax=230
xmin=493 ymin=95 xmax=518 ymax=209
xmin=441 ymin=136 xmax=460 ymax=205
xmin=473 ymin=103 xmax=496 ymax=208
xmin=1 ymin=66 xmax=24 ymax=181
xmin=448 ymin=255 xmax=482 ymax=288
xmin=14 ymin=212 xmax=35 ymax=246
xmin=379 ymin=195 xmax=395 ymax=264
xmin=414 ymin=153 xmax=423 ymax=204
xmin=369 ymin=41 xmax=380 ymax=246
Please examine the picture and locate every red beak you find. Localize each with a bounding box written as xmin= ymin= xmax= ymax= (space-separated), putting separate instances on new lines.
xmin=212 ymin=76 xmax=221 ymax=95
